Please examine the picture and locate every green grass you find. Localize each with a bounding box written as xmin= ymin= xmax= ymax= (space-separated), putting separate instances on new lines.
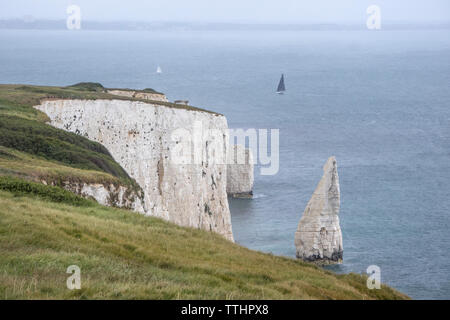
xmin=107 ymin=86 xmax=164 ymax=95
xmin=0 ymin=188 xmax=409 ymax=300
xmin=66 ymin=82 xmax=106 ymax=92
xmin=0 ymin=145 xmax=131 ymax=188
xmin=0 ymin=82 xmax=219 ymax=190
xmin=67 ymin=82 xmax=163 ymax=94
xmin=0 ymin=116 xmax=133 ymax=180
xmin=0 ymin=176 xmax=93 ymax=207
xmin=0 ymin=85 xmax=141 ymax=193
xmin=0 ymin=83 xmax=221 ymax=115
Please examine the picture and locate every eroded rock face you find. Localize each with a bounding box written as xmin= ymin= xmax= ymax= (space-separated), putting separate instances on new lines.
xmin=63 ymin=182 xmax=145 ymax=212
xmin=295 ymin=156 xmax=343 ymax=264
xmin=227 ymin=145 xmax=254 ymax=198
xmin=35 ymin=99 xmax=233 ymax=241
xmin=40 ymin=179 xmax=145 ymax=211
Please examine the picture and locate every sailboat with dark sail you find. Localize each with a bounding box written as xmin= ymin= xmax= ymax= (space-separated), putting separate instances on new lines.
xmin=276 ymin=74 xmax=286 ymax=94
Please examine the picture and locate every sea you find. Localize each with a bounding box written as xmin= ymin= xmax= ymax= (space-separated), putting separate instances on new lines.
xmin=0 ymin=27 xmax=449 ymax=299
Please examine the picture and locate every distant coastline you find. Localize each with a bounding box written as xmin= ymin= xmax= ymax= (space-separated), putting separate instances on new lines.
xmin=1 ymin=19 xmax=449 ymax=31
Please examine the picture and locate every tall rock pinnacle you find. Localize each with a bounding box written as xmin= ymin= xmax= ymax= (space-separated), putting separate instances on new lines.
xmin=295 ymin=157 xmax=343 ymax=264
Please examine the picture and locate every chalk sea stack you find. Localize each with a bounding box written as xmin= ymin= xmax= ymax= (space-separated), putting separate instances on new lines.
xmin=227 ymin=145 xmax=254 ymax=198
xmin=295 ymin=156 xmax=343 ymax=264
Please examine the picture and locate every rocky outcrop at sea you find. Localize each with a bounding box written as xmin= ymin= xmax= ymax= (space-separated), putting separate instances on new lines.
xmin=227 ymin=145 xmax=254 ymax=198
xmin=295 ymin=156 xmax=343 ymax=264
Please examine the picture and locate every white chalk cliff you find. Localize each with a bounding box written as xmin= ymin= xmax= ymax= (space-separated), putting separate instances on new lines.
xmin=227 ymin=145 xmax=254 ymax=198
xmin=35 ymin=99 xmax=233 ymax=241
xmin=295 ymin=156 xmax=343 ymax=264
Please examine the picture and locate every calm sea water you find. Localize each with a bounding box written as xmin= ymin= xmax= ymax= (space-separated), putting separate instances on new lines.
xmin=1 ymin=29 xmax=449 ymax=299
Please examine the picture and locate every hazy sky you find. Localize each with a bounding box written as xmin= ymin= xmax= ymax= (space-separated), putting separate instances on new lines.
xmin=1 ymin=0 xmax=449 ymax=23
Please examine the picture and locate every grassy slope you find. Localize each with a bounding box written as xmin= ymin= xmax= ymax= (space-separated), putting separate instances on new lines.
xmin=0 ymin=146 xmax=128 ymax=186
xmin=0 ymin=83 xmax=409 ymax=299
xmin=0 ymin=189 xmax=408 ymax=300
xmin=0 ymin=84 xmax=141 ymax=191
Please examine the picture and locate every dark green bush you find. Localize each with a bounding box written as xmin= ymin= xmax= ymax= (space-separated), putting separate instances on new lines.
xmin=142 ymin=88 xmax=160 ymax=94
xmin=0 ymin=115 xmax=134 ymax=185
xmin=66 ymin=82 xmax=105 ymax=92
xmin=0 ymin=176 xmax=93 ymax=206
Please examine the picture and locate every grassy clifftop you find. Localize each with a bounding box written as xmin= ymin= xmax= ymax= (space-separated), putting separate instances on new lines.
xmin=0 ymin=82 xmax=218 ymax=190
xmin=0 ymin=185 xmax=408 ymax=299
xmin=0 ymin=83 xmax=220 ymax=115
xmin=0 ymin=83 xmax=145 ymax=191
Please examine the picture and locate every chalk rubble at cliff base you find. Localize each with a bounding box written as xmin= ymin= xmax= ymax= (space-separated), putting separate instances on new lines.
xmin=295 ymin=156 xmax=343 ymax=264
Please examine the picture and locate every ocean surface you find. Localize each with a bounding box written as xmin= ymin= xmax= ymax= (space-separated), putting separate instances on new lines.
xmin=1 ymin=28 xmax=449 ymax=299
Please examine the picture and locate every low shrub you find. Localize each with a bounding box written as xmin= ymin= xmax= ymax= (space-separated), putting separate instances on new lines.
xmin=66 ymin=82 xmax=105 ymax=92
xmin=0 ymin=176 xmax=93 ymax=206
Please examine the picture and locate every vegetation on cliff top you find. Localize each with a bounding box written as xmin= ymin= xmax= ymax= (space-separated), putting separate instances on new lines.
xmin=0 ymin=185 xmax=409 ymax=299
xmin=0 ymin=85 xmax=141 ymax=193
xmin=0 ymin=81 xmax=219 ymax=190
xmin=0 ymin=116 xmax=131 ymax=179
xmin=67 ymin=82 xmax=163 ymax=95
xmin=0 ymin=145 xmax=130 ymax=192
xmin=0 ymin=83 xmax=221 ymax=115
xmin=66 ymin=82 xmax=106 ymax=92
xmin=0 ymin=176 xmax=94 ymax=207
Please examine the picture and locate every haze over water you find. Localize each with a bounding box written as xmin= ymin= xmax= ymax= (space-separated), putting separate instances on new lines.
xmin=0 ymin=27 xmax=449 ymax=299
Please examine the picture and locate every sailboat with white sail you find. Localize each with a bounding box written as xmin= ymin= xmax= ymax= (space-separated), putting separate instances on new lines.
xmin=156 ymin=65 xmax=162 ymax=74
xmin=276 ymin=74 xmax=285 ymax=94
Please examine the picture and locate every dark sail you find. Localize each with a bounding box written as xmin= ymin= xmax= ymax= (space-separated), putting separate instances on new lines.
xmin=277 ymin=74 xmax=285 ymax=93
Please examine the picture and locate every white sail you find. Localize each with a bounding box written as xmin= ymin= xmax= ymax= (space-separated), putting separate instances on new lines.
xmin=156 ymin=66 xmax=162 ymax=74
